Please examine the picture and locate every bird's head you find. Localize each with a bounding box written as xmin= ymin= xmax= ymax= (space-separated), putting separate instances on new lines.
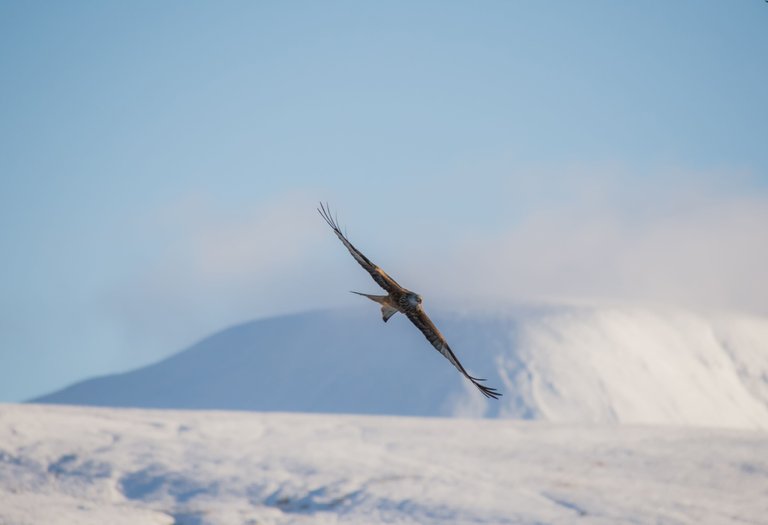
xmin=407 ymin=293 xmax=423 ymax=307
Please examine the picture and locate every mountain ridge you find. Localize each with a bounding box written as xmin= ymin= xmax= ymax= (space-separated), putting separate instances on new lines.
xmin=34 ymin=304 xmax=768 ymax=429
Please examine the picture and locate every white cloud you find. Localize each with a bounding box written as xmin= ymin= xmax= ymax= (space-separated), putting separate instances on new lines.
xmin=104 ymin=192 xmax=342 ymax=359
xmin=105 ymin=169 xmax=768 ymax=367
xmin=413 ymin=169 xmax=768 ymax=315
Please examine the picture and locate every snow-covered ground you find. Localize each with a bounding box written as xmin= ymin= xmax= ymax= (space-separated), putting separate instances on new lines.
xmin=35 ymin=305 xmax=768 ymax=429
xmin=1 ymin=404 xmax=766 ymax=525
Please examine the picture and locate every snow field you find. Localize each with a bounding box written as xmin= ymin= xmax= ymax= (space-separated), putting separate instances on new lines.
xmin=1 ymin=404 xmax=766 ymax=524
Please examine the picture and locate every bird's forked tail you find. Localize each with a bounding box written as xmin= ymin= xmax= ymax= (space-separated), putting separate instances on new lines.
xmin=350 ymin=291 xmax=399 ymax=322
xmin=350 ymin=291 xmax=387 ymax=303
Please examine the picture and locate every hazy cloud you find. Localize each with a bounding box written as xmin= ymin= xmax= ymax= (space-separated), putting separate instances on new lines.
xmin=106 ymin=169 xmax=768 ymax=367
xmin=413 ymin=168 xmax=768 ymax=315
xmin=105 ymin=192 xmax=339 ymax=359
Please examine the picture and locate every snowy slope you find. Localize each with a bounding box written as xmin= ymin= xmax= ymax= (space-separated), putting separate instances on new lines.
xmin=34 ymin=305 xmax=768 ymax=429
xmin=1 ymin=404 xmax=766 ymax=525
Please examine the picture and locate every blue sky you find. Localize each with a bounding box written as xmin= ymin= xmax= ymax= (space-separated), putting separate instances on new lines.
xmin=1 ymin=1 xmax=767 ymax=402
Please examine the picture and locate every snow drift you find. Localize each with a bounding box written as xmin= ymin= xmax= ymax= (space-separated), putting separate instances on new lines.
xmin=1 ymin=404 xmax=766 ymax=525
xmin=34 ymin=304 xmax=768 ymax=429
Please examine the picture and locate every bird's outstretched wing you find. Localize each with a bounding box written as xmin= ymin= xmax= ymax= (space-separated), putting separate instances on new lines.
xmin=404 ymin=308 xmax=502 ymax=399
xmin=318 ymin=202 xmax=403 ymax=294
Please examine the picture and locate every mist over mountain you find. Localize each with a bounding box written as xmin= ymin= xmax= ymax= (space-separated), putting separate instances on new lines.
xmin=34 ymin=304 xmax=768 ymax=429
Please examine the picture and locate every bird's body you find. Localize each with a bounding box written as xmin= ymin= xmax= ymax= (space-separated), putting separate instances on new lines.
xmin=318 ymin=203 xmax=501 ymax=400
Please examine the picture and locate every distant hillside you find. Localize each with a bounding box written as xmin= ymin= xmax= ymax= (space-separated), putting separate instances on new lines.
xmin=34 ymin=305 xmax=768 ymax=429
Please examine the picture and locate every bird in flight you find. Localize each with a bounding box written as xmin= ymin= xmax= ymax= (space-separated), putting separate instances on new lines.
xmin=318 ymin=202 xmax=501 ymax=399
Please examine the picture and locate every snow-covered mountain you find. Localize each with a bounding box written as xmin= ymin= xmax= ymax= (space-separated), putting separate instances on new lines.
xmin=2 ymin=404 xmax=766 ymax=525
xmin=34 ymin=305 xmax=768 ymax=429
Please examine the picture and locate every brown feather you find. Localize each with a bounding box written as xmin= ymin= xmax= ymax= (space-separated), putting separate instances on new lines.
xmin=404 ymin=308 xmax=501 ymax=400
xmin=318 ymin=203 xmax=403 ymax=294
